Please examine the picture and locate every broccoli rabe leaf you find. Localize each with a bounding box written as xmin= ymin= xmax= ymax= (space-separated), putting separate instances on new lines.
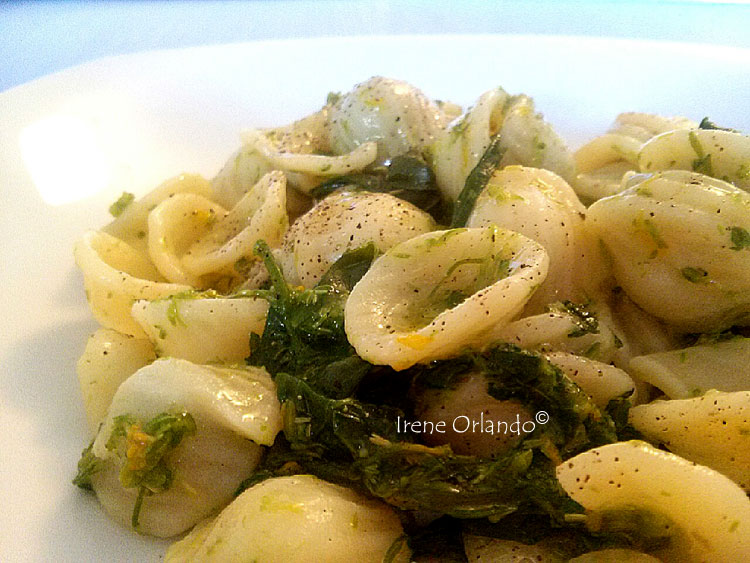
xmin=258 ymin=343 xmax=623 ymax=522
xmin=410 ymin=344 xmax=619 ymax=459
xmin=73 ymin=411 xmax=196 ymax=530
xmin=547 ymin=300 xmax=600 ymax=338
xmin=247 ymin=240 xmax=377 ymax=399
xmin=246 ymin=242 xmax=624 ymax=524
xmin=450 ymin=136 xmax=506 ymax=228
xmin=310 ymin=154 xmax=445 ymax=220
xmin=72 ymin=441 xmax=103 ymax=491
xmin=698 ymin=117 xmax=739 ymax=133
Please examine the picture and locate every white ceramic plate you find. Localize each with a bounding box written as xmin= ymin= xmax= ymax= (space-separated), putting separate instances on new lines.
xmin=2 ymin=35 xmax=750 ymax=562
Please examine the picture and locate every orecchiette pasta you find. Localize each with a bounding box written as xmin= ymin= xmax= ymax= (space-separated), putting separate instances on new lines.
xmin=148 ymin=171 xmax=288 ymax=289
xmin=104 ymin=173 xmax=213 ymax=256
xmin=69 ymin=77 xmax=750 ymax=560
xmin=630 ymin=391 xmax=750 ymax=491
xmin=587 ymin=170 xmax=750 ymax=331
xmin=628 ymin=337 xmax=750 ymax=399
xmin=165 ymin=475 xmax=410 ymax=563
xmin=131 ymin=293 xmax=269 ymax=364
xmin=466 ymin=165 xmax=588 ymax=311
xmin=89 ymin=358 xmax=282 ymax=537
xmin=432 ymin=88 xmax=575 ymax=203
xmin=73 ymin=230 xmax=191 ymax=336
xmin=276 ymin=190 xmax=436 ymax=287
xmin=573 ymin=112 xmax=697 ymax=202
xmin=556 ymin=441 xmax=750 ymax=562
xmin=639 ymin=128 xmax=750 ymax=191
xmin=77 ymin=328 xmax=156 ymax=436
xmin=345 ymin=226 xmax=549 ymax=369
xmin=328 ymin=76 xmax=450 ymax=161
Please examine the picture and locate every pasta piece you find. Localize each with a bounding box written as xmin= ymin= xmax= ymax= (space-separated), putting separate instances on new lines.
xmin=574 ymin=161 xmax=636 ymax=202
xmin=328 ymin=76 xmax=449 ymax=160
xmin=556 ymin=440 xmax=750 ymax=562
xmin=104 ymin=173 xmax=213 ymax=256
xmin=587 ymin=170 xmax=750 ymax=331
xmin=432 ymin=88 xmax=575 ymax=203
xmin=148 ymin=171 xmax=288 ymax=288
xmin=432 ymin=87 xmax=511 ymax=202
xmin=544 ymin=352 xmax=636 ymax=408
xmin=628 ymin=338 xmax=750 ymax=399
xmin=210 ymin=145 xmax=273 ymax=209
xmin=242 ymin=129 xmax=378 ymax=193
xmin=639 ymin=128 xmax=750 ymax=191
xmin=613 ymin=113 xmax=697 ymax=140
xmin=412 ymin=372 xmax=533 ymax=456
xmin=463 ymin=535 xmax=562 ymax=562
xmin=345 ymin=226 xmax=549 ymax=370
xmin=88 ymin=358 xmax=282 ymax=537
xmin=606 ymin=290 xmax=679 ymax=359
xmin=489 ymin=307 xmax=622 ymax=365
xmin=467 ymin=165 xmax=587 ymax=311
xmin=498 ymin=95 xmax=575 ymax=182
xmin=165 ymin=475 xmax=410 ymax=563
xmin=630 ymin=390 xmax=750 ymax=491
xmin=131 ymin=293 xmax=269 ymax=364
xmin=77 ymin=328 xmax=156 ymax=437
xmin=276 ymin=190 xmax=436 ymax=287
xmin=73 ymin=230 xmax=190 ymax=336
xmin=573 ymin=112 xmax=696 ymax=203
xmin=569 ymin=549 xmax=661 ymax=562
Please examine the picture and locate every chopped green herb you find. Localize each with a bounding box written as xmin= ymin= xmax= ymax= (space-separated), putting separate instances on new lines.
xmin=729 ymin=226 xmax=750 ymax=250
xmin=72 ymin=441 xmax=104 ymax=490
xmin=688 ymin=131 xmax=714 ymax=177
xmin=680 ymin=266 xmax=709 ymax=283
xmin=450 ymin=136 xmax=506 ymax=228
xmin=166 ymin=297 xmax=187 ymax=327
xmin=548 ymin=301 xmax=599 ymax=338
xmin=109 ymin=192 xmax=135 ymax=217
xmin=698 ymin=117 xmax=738 ymax=132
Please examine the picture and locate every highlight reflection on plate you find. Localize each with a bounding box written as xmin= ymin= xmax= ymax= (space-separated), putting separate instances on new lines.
xmin=1 ymin=35 xmax=749 ymax=561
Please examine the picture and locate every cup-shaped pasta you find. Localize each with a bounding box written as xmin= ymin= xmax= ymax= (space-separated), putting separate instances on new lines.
xmin=412 ymin=371 xmax=534 ymax=457
xmin=276 ymin=190 xmax=436 ymax=288
xmin=104 ymin=173 xmax=213 ymax=256
xmin=639 ymin=128 xmax=750 ymax=191
xmin=569 ymin=549 xmax=661 ymax=562
xmin=630 ymin=391 xmax=750 ymax=492
xmin=77 ymin=328 xmax=156 ymax=437
xmin=88 ymin=358 xmax=282 ymax=537
xmin=489 ymin=307 xmax=622 ymax=365
xmin=467 ymin=166 xmax=587 ymax=311
xmin=242 ymin=129 xmax=378 ymax=194
xmin=587 ymin=170 xmax=750 ymax=331
xmin=432 ymin=89 xmax=575 ymax=203
xmin=131 ymin=294 xmax=269 ymax=364
xmin=345 ymin=226 xmax=549 ymax=370
xmin=463 ymin=535 xmax=560 ymax=562
xmin=629 ymin=337 xmax=750 ymax=400
xmin=431 ymin=87 xmax=510 ymax=203
xmin=210 ymin=145 xmax=273 ymax=209
xmin=573 ymin=113 xmax=697 ymax=203
xmin=556 ymin=440 xmax=750 ymax=562
xmin=148 ymin=171 xmax=288 ymax=288
xmin=165 ymin=475 xmax=410 ymax=563
xmin=73 ymin=230 xmax=191 ymax=336
xmin=546 ymin=351 xmax=636 ymax=407
xmin=327 ymin=76 xmax=449 ymax=160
